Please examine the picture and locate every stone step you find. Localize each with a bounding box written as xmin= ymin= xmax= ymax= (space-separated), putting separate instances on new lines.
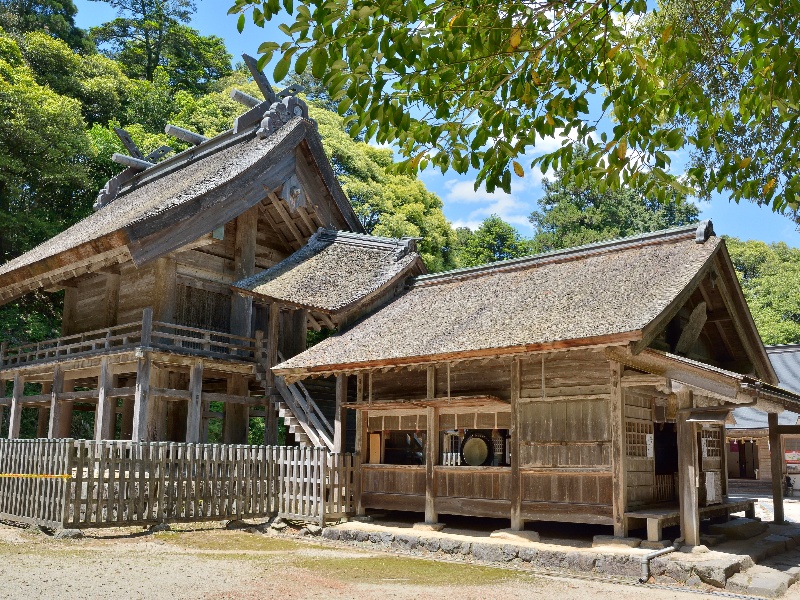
xmin=727 ymin=565 xmax=798 ymax=598
xmin=709 ymin=517 xmax=769 ymax=540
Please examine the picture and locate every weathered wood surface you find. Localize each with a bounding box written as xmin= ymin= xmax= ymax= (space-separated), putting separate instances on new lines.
xmin=0 ymin=439 xmax=354 ymax=529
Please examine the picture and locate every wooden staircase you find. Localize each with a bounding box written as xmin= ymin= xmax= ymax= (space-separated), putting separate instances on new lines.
xmin=255 ymin=347 xmax=334 ymax=450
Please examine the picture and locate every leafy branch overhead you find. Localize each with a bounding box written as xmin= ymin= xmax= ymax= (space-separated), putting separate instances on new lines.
xmin=230 ymin=0 xmax=800 ymax=216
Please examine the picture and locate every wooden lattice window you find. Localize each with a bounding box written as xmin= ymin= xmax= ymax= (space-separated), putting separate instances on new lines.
xmin=626 ymin=421 xmax=653 ymax=458
xmin=700 ymin=428 xmax=722 ymax=458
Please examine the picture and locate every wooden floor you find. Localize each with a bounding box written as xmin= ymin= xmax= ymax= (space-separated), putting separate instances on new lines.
xmin=624 ymin=497 xmax=756 ymax=541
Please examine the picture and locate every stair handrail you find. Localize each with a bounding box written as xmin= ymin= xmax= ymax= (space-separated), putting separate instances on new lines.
xmin=274 ymin=377 xmax=324 ymax=447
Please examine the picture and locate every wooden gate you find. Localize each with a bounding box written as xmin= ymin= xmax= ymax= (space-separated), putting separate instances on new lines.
xmin=0 ymin=439 xmax=354 ymax=529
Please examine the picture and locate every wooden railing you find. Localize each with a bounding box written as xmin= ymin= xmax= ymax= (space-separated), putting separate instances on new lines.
xmin=0 ymin=439 xmax=355 ymax=529
xmin=1 ymin=308 xmax=261 ymax=368
xmin=654 ymin=473 xmax=677 ymax=503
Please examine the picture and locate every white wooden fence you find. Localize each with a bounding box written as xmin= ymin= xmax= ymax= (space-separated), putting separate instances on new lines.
xmin=0 ymin=439 xmax=354 ymax=529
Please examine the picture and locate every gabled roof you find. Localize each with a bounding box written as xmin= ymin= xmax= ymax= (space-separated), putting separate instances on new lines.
xmin=729 ymin=407 xmax=799 ymax=430
xmin=275 ymin=223 xmax=740 ymax=376
xmin=0 ymin=115 xmax=362 ymax=304
xmin=767 ymin=345 xmax=800 ymax=394
xmin=232 ymin=229 xmax=425 ymax=318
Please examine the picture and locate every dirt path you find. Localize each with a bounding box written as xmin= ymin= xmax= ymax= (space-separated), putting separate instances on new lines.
xmin=0 ymin=524 xmax=732 ymax=599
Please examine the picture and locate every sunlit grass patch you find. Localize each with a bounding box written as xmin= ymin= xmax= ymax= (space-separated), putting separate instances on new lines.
xmin=154 ymin=530 xmax=312 ymax=552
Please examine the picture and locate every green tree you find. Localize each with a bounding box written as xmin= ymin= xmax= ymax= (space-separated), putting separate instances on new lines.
xmin=726 ymin=238 xmax=800 ymax=345
xmin=529 ymin=148 xmax=700 ymax=252
xmin=0 ymin=0 xmax=93 ymax=51
xmin=91 ymin=0 xmax=232 ymax=95
xmin=455 ymin=215 xmax=533 ymax=267
xmin=233 ymin=0 xmax=800 ymax=216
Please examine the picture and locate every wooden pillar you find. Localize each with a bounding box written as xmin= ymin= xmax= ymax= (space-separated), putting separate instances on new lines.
xmin=186 ymin=359 xmax=203 ymax=443
xmin=510 ymin=358 xmax=523 ymax=531
xmin=677 ymin=389 xmax=700 ymax=546
xmin=265 ymin=303 xmax=280 ymax=445
xmin=8 ymin=372 xmax=23 ymax=439
xmin=62 ymin=286 xmax=78 ymax=336
xmin=425 ymin=365 xmax=439 ymax=524
xmin=104 ymin=271 xmax=120 ymax=328
xmin=292 ymin=308 xmax=308 ymax=357
xmin=48 ymin=367 xmax=64 ymax=438
xmin=94 ymin=358 xmax=114 ymax=440
xmin=58 ymin=379 xmax=75 ymax=438
xmin=721 ymin=424 xmax=729 ymax=497
xmin=223 ymin=374 xmax=249 ymax=444
xmin=131 ymin=353 xmax=152 ymax=441
xmin=153 ymin=257 xmax=178 ymax=324
xmin=609 ymin=360 xmax=626 ymax=536
xmin=120 ymin=397 xmax=134 ymax=440
xmin=334 ymin=374 xmax=347 ymax=453
xmin=354 ymin=373 xmax=366 ymax=515
xmin=769 ymin=412 xmax=785 ymax=523
xmin=231 ymin=206 xmax=258 ymax=339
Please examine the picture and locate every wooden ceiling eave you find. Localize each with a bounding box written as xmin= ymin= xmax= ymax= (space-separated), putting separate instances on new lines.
xmin=343 ymin=394 xmax=508 ymax=411
xmin=0 ymin=240 xmax=131 ymax=305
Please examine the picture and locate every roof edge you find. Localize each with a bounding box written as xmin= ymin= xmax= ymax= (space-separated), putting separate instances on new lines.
xmin=412 ymin=221 xmax=713 ymax=288
xmin=273 ymin=330 xmax=642 ymax=376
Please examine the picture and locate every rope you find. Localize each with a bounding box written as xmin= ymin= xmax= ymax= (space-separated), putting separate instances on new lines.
xmin=0 ymin=474 xmax=72 ymax=479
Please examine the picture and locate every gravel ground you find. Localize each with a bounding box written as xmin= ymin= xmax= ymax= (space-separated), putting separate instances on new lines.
xmin=0 ymin=523 xmax=731 ymax=600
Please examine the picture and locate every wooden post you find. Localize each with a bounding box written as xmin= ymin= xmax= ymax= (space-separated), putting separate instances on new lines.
xmin=677 ymin=389 xmax=700 ymax=546
xmin=186 ymin=359 xmax=204 ymax=443
xmin=769 ymin=412 xmax=785 ymax=524
xmin=510 ymin=358 xmax=523 ymax=531
xmin=8 ymin=372 xmax=23 ymax=439
xmin=334 ymin=374 xmax=347 ymax=453
xmin=721 ymin=424 xmax=729 ymax=497
xmin=265 ymin=303 xmax=280 ymax=445
xmin=425 ymin=365 xmax=438 ymax=524
xmin=94 ymin=358 xmax=114 ymax=440
xmin=223 ymin=374 xmax=249 ymax=444
xmin=231 ymin=206 xmax=259 ymax=339
xmin=354 ymin=373 xmax=365 ymax=516
xmin=57 ymin=379 xmax=75 ymax=438
xmin=141 ymin=307 xmax=153 ymax=347
xmin=131 ymin=353 xmax=152 ymax=441
xmin=609 ymin=360 xmax=626 ymax=536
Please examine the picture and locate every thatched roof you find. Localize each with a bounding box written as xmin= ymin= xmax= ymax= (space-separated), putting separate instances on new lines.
xmin=0 ymin=116 xmax=362 ymax=302
xmin=233 ymin=229 xmax=424 ymax=315
xmin=274 ymin=224 xmax=729 ymax=375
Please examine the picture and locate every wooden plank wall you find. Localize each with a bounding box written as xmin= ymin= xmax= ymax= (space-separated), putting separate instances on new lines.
xmin=518 ymin=350 xmax=614 ymax=512
xmin=624 ymin=387 xmax=655 ymax=507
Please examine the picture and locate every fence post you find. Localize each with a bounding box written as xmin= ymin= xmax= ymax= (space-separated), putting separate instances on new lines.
xmin=141 ymin=308 xmax=153 ymax=347
xmin=61 ymin=439 xmax=74 ymax=528
xmin=319 ymin=450 xmax=327 ymax=528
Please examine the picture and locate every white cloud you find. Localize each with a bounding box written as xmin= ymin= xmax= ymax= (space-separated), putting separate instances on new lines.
xmin=444 ymin=178 xmax=542 ymax=232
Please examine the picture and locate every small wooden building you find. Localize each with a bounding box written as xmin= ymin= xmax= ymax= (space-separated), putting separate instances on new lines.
xmin=271 ymin=222 xmax=800 ymax=543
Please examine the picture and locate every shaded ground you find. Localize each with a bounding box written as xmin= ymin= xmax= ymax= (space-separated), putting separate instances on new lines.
xmin=0 ymin=522 xmax=715 ymax=600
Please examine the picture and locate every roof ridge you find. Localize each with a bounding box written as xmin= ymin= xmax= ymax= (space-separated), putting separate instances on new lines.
xmin=766 ymin=344 xmax=800 ymax=353
xmin=412 ymin=221 xmax=713 ymax=287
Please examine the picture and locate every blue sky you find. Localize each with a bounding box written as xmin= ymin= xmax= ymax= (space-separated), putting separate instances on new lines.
xmin=74 ymin=0 xmax=800 ymax=246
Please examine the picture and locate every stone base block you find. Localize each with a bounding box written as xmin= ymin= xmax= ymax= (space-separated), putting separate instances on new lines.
xmin=592 ymin=535 xmax=641 ymax=548
xmin=413 ymin=522 xmax=445 ymax=532
xmin=490 ymin=528 xmax=540 ymax=543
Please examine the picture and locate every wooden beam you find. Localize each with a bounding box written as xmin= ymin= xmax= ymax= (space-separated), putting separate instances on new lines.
xmin=609 ymin=360 xmax=626 ymax=536
xmin=62 ymin=286 xmax=78 ymax=336
xmin=104 ymin=272 xmax=120 ymax=328
xmin=267 ymin=191 xmax=306 ymax=247
xmin=776 ymin=424 xmax=800 ymax=435
xmin=510 ymin=358 xmax=523 ymax=531
xmin=131 ymin=353 xmax=152 ymax=441
xmin=231 ymin=205 xmax=259 ymax=338
xmin=334 ymin=374 xmax=347 ymax=453
xmin=675 ymin=301 xmax=708 ymax=355
xmin=94 ymin=357 xmax=114 ymax=440
xmin=769 ymin=412 xmax=785 ymax=523
xmin=186 ymin=359 xmax=203 ymax=443
xmin=47 ymin=366 xmax=64 ymax=438
xmin=355 ymin=373 xmax=365 ymax=516
xmin=425 ymin=365 xmax=438 ymax=524
xmin=153 ymin=257 xmax=178 ymax=323
xmin=8 ymin=373 xmax=23 ymax=438
xmin=678 ymin=390 xmax=700 ymax=545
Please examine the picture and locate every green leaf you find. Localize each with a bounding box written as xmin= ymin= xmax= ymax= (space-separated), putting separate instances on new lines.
xmin=274 ymin=57 xmax=290 ymax=82
xmin=295 ymin=51 xmax=309 ymax=74
xmin=311 ymin=48 xmax=328 ymax=79
xmin=237 ymin=13 xmax=245 ymax=33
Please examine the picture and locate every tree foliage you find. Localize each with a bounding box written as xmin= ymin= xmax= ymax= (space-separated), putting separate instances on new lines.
xmin=726 ymin=238 xmax=800 ymax=345
xmin=0 ymin=0 xmax=93 ymax=50
xmin=455 ymin=215 xmax=533 ymax=267
xmin=91 ymin=0 xmax=232 ymax=94
xmin=232 ymin=0 xmax=800 ymax=217
xmin=530 ymin=147 xmax=700 ymax=252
